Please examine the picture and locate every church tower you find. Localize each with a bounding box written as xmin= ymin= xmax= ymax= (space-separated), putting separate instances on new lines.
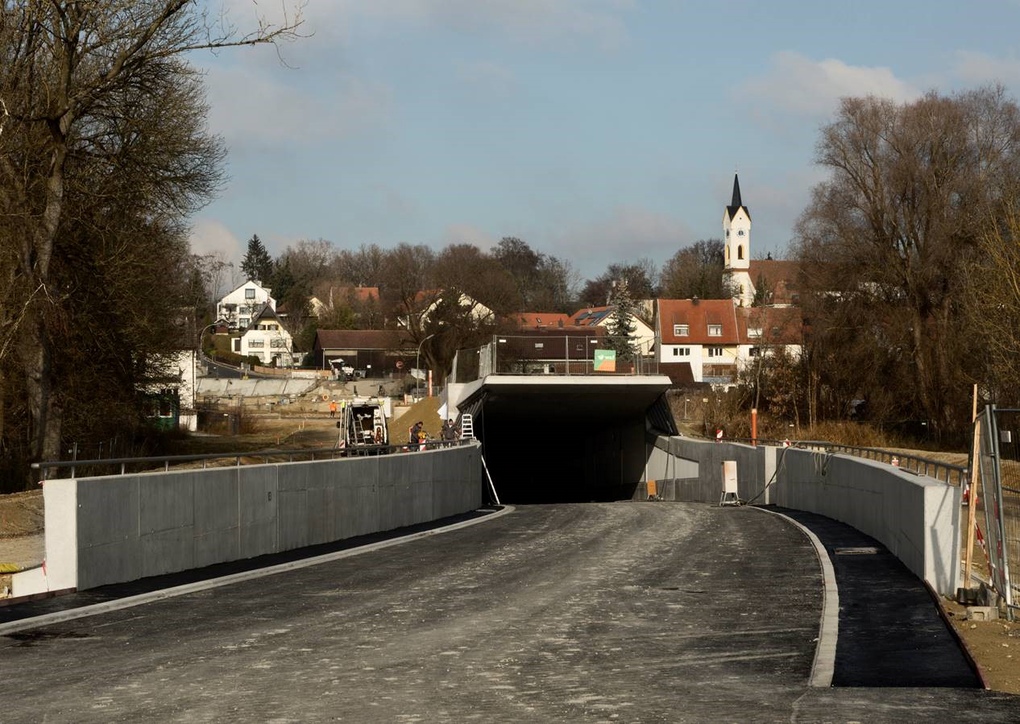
xmin=723 ymin=173 xmax=753 ymax=306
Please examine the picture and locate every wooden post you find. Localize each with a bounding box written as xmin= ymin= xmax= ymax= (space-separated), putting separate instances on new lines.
xmin=963 ymin=389 xmax=981 ymax=590
xmin=750 ymin=408 xmax=758 ymax=447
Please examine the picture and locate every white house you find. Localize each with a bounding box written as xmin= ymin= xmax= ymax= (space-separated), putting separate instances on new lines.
xmin=234 ymin=303 xmax=295 ymax=367
xmin=217 ymin=280 xmax=276 ymax=330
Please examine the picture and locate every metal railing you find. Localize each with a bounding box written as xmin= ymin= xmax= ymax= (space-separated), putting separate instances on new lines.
xmin=31 ymin=439 xmax=473 ymax=481
xmin=725 ymin=437 xmax=968 ymax=486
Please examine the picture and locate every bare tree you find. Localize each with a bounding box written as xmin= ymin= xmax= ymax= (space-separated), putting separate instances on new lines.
xmin=0 ymin=1 xmax=304 ymax=471
xmin=793 ymin=87 xmax=1020 ymax=441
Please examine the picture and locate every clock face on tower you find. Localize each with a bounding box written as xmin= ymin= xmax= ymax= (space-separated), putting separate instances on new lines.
xmin=738 ymin=230 xmax=745 ymax=236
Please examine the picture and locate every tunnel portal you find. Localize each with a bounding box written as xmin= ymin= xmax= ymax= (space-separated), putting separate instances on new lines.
xmin=457 ymin=376 xmax=676 ymax=504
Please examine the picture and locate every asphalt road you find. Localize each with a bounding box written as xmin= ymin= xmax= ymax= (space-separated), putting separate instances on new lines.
xmin=1 ymin=504 xmax=1018 ymax=722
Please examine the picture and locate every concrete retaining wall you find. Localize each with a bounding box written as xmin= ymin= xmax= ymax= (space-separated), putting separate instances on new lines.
xmin=774 ymin=446 xmax=961 ymax=595
xmin=644 ymin=437 xmax=772 ymax=504
xmin=645 ymin=437 xmax=961 ymax=596
xmin=14 ymin=445 xmax=482 ymax=595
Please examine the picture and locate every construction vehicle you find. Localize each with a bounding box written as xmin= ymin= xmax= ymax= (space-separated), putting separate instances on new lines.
xmin=336 ymin=397 xmax=389 ymax=454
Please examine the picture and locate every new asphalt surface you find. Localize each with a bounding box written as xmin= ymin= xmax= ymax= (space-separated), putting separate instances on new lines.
xmin=1 ymin=502 xmax=1018 ymax=722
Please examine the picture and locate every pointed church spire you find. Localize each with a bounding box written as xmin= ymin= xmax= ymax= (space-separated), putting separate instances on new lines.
xmin=726 ymin=172 xmax=750 ymax=220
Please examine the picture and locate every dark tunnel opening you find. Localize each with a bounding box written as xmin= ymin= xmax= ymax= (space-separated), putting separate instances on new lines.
xmin=465 ymin=382 xmax=676 ymax=504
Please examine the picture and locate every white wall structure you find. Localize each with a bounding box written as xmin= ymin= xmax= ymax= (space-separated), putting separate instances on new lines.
xmin=217 ymin=280 xmax=276 ymax=330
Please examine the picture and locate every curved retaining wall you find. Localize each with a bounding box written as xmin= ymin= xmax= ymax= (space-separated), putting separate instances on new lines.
xmin=13 ymin=444 xmax=483 ymax=596
xmin=647 ymin=437 xmax=961 ymax=596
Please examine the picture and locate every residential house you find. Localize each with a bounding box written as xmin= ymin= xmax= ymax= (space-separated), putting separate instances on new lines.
xmin=656 ymin=298 xmax=741 ymax=386
xmin=217 ymin=280 xmax=276 ymax=330
xmin=656 ymin=298 xmax=803 ymax=388
xmin=513 ymin=312 xmax=574 ymax=330
xmin=234 ymin=303 xmax=295 ymax=367
xmin=570 ymin=305 xmax=656 ymax=357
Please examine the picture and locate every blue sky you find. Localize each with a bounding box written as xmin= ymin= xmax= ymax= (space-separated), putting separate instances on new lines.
xmin=189 ymin=0 xmax=1020 ymax=283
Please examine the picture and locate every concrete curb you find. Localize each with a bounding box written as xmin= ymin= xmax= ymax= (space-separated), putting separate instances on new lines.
xmin=0 ymin=505 xmax=515 ymax=636
xmin=752 ymin=505 xmax=838 ymax=688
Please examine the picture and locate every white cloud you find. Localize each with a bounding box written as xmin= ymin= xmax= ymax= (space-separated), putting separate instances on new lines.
xmin=441 ymin=224 xmax=498 ymax=250
xmin=740 ymin=51 xmax=921 ymax=118
xmin=189 ymin=218 xmax=243 ymax=262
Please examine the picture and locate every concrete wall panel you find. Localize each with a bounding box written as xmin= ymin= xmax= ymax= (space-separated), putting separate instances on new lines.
xmin=20 ymin=444 xmax=482 ymax=595
xmin=237 ymin=465 xmax=279 ymax=559
xmin=193 ymin=469 xmax=240 ymax=569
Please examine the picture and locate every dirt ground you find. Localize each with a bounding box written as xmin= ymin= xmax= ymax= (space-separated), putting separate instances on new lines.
xmin=1 ymin=431 xmax=1017 ymax=693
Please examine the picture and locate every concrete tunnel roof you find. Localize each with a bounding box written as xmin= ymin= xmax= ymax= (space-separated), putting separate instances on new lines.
xmin=457 ymin=375 xmax=674 ymax=419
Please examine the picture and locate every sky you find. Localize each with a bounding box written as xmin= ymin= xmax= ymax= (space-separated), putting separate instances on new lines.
xmin=187 ymin=0 xmax=1020 ymax=283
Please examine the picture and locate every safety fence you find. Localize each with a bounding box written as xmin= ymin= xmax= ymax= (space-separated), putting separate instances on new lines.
xmin=452 ymin=334 xmax=660 ymax=383
xmin=972 ymin=406 xmax=1020 ymax=620
xmin=31 ymin=439 xmax=474 ymax=481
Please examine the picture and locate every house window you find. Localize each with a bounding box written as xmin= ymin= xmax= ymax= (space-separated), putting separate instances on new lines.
xmin=271 ymin=338 xmax=286 ymax=348
xmin=707 ymin=346 xmax=723 ymax=357
xmin=749 ymin=346 xmax=760 ymax=357
xmin=748 ymin=327 xmax=762 ymax=338
xmin=672 ymin=347 xmax=690 ymax=357
xmin=239 ymin=318 xmax=249 ymax=329
xmin=673 ymin=324 xmax=689 ymax=336
xmin=534 ymin=342 xmax=544 ymax=349
xmin=708 ymin=324 xmax=722 ymax=337
xmin=249 ymin=339 xmax=264 ymax=348
xmin=245 ymin=288 xmax=255 ymax=299
xmin=737 ymin=245 xmax=744 ymax=260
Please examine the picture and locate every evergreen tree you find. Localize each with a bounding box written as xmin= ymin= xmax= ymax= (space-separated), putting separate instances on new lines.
xmin=241 ymin=234 xmax=273 ymax=283
xmin=605 ymin=280 xmax=638 ymax=362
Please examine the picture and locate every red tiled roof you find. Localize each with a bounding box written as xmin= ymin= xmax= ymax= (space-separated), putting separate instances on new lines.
xmin=657 ymin=299 xmax=740 ymax=344
xmin=737 ymin=306 xmax=803 ymax=345
xmin=515 ymin=312 xmax=574 ymax=329
xmin=312 ymin=284 xmax=381 ymax=305
xmin=748 ymin=260 xmax=800 ymax=305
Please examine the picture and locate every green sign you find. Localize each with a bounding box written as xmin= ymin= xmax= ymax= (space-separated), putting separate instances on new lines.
xmin=594 ymin=349 xmax=616 ymax=372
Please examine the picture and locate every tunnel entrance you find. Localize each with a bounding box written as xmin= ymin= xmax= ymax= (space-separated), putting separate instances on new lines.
xmin=459 ymin=377 xmax=676 ymax=504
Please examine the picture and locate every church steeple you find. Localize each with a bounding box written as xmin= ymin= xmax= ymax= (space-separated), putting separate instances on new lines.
xmin=726 ymin=173 xmax=750 ymax=221
xmin=722 ymin=173 xmax=753 ymax=306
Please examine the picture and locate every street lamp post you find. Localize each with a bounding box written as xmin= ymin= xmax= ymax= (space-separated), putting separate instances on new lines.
xmin=415 ymin=333 xmax=436 ymax=401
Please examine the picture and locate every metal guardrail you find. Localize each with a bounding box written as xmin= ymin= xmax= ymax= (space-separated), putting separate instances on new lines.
xmin=727 ymin=437 xmax=968 ymax=486
xmin=30 ymin=439 xmax=473 ymax=481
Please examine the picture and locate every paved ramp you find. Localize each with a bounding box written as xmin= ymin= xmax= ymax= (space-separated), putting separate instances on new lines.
xmin=1 ymin=504 xmax=1015 ymax=722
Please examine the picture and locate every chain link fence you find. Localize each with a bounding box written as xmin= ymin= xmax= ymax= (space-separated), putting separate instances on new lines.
xmin=973 ymin=406 xmax=1020 ymax=619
